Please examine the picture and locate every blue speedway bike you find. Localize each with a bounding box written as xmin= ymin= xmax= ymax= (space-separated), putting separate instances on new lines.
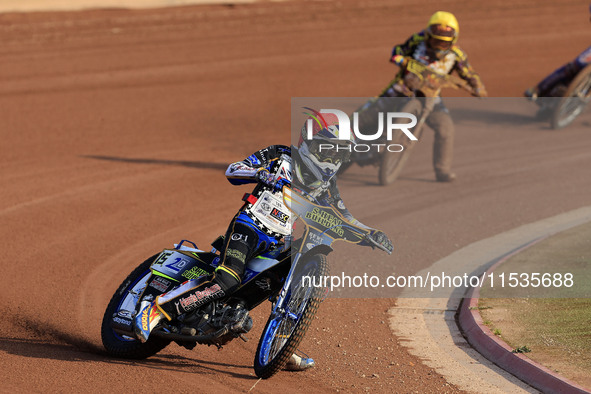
xmin=101 ymin=182 xmax=392 ymax=379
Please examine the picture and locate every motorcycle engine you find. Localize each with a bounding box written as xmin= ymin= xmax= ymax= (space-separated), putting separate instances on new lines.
xmin=179 ymin=302 xmax=253 ymax=348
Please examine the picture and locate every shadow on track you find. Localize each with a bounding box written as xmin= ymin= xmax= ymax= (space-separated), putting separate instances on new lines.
xmin=83 ymin=155 xmax=228 ymax=171
xmin=451 ymin=107 xmax=536 ymax=127
xmin=0 ymin=314 xmax=256 ymax=379
xmin=0 ymin=336 xmax=256 ymax=379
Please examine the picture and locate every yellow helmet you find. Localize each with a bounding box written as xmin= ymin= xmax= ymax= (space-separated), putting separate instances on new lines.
xmin=426 ymin=11 xmax=459 ymax=43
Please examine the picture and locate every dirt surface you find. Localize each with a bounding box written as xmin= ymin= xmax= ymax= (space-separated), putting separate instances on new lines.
xmin=1 ymin=0 xmax=591 ymax=392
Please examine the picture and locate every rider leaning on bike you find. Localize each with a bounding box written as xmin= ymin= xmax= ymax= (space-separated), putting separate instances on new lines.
xmin=385 ymin=11 xmax=487 ymax=182
xmin=524 ymin=47 xmax=591 ymax=101
xmin=134 ymin=113 xmax=392 ymax=371
xmin=524 ymin=4 xmax=591 ymax=110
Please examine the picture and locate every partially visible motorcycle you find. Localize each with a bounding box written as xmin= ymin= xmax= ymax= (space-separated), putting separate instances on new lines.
xmin=101 ymin=158 xmax=392 ymax=379
xmin=341 ymin=58 xmax=475 ymax=185
xmin=542 ymin=64 xmax=591 ymax=129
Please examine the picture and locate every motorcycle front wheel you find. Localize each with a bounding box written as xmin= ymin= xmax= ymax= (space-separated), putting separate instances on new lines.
xmin=253 ymin=254 xmax=328 ymax=379
xmin=378 ymin=99 xmax=423 ymax=185
xmin=551 ymin=64 xmax=591 ymax=129
xmin=101 ymin=254 xmax=171 ymax=359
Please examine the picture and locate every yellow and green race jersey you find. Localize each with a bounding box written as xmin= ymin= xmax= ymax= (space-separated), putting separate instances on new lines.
xmin=389 ymin=30 xmax=485 ymax=96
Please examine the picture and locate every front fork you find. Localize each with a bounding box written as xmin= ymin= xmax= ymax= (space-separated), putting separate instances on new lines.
xmin=271 ymin=252 xmax=302 ymax=316
xmin=271 ymin=244 xmax=332 ymax=316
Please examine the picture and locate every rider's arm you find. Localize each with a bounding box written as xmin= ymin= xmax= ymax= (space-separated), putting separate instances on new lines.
xmin=327 ymin=182 xmax=373 ymax=230
xmin=390 ymin=31 xmax=423 ymax=63
xmin=325 ymin=181 xmax=393 ymax=253
xmin=451 ymin=47 xmax=487 ymax=97
xmin=225 ymin=145 xmax=290 ymax=185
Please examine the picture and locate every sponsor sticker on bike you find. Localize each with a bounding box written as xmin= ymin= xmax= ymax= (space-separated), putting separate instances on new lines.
xmin=178 ymin=284 xmax=225 ymax=312
xmin=149 ymin=276 xmax=171 ymax=292
xmin=181 ymin=266 xmax=210 ymax=280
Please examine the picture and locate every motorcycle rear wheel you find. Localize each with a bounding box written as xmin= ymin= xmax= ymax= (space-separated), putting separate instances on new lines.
xmin=253 ymin=254 xmax=328 ymax=379
xmin=378 ymin=99 xmax=423 ymax=185
xmin=551 ymin=64 xmax=591 ymax=129
xmin=101 ymin=254 xmax=171 ymax=359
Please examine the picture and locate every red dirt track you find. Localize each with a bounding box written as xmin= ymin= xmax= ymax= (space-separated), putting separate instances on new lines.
xmin=1 ymin=0 xmax=590 ymax=392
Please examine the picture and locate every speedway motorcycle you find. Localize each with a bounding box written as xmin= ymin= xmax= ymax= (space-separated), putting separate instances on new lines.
xmin=534 ymin=64 xmax=591 ymax=129
xmin=340 ymin=58 xmax=475 ymax=185
xmin=101 ymin=160 xmax=392 ymax=379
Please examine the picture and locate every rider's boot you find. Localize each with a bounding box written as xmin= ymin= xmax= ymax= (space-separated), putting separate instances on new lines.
xmin=284 ymin=353 xmax=316 ymax=371
xmin=435 ymin=171 xmax=456 ymax=182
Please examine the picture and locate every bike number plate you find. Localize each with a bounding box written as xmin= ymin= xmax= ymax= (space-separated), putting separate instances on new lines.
xmin=151 ymin=250 xmax=215 ymax=282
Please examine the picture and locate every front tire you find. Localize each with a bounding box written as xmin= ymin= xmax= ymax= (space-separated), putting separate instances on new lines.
xmin=101 ymin=254 xmax=171 ymax=359
xmin=551 ymin=64 xmax=591 ymax=129
xmin=378 ymin=99 xmax=423 ymax=185
xmin=253 ymin=255 xmax=329 ymax=379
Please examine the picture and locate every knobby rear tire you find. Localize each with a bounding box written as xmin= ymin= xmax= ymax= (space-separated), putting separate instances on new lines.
xmin=253 ymin=254 xmax=329 ymax=379
xmin=101 ymin=254 xmax=171 ymax=359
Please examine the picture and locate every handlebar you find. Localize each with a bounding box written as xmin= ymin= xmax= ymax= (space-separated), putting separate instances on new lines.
xmin=401 ymin=58 xmax=476 ymax=97
xmin=364 ymin=233 xmax=393 ymax=255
